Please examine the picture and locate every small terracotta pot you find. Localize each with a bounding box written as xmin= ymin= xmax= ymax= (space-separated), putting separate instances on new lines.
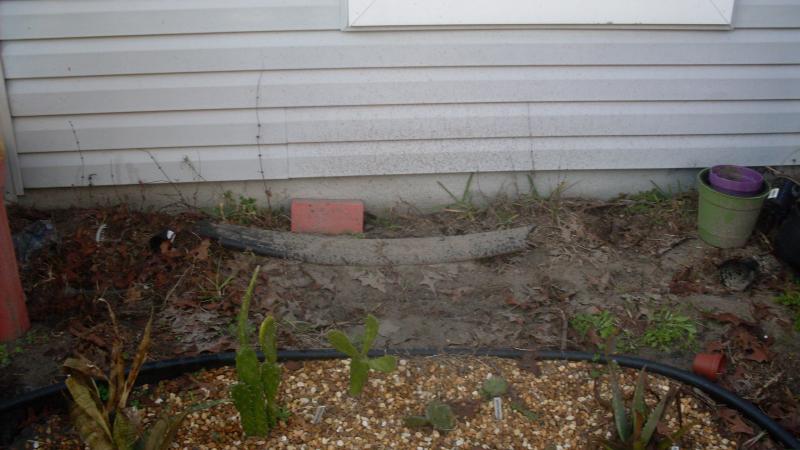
xmin=692 ymin=353 xmax=726 ymax=381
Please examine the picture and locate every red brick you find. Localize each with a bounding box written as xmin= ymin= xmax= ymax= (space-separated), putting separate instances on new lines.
xmin=291 ymin=199 xmax=364 ymax=235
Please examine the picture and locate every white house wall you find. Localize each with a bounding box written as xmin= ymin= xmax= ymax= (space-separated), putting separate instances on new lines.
xmin=1 ymin=0 xmax=799 ymax=195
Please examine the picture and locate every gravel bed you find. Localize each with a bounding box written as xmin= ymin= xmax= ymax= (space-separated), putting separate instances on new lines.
xmin=23 ymin=357 xmax=737 ymax=449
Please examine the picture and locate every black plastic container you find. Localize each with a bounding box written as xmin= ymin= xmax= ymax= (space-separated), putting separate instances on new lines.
xmin=776 ymin=209 xmax=800 ymax=272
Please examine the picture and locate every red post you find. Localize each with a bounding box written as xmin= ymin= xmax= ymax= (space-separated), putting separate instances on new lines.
xmin=0 ymin=155 xmax=30 ymax=342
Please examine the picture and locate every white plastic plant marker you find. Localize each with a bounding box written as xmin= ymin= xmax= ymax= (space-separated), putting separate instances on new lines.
xmin=768 ymin=188 xmax=780 ymax=200
xmin=493 ymin=397 xmax=503 ymax=421
xmin=312 ymin=405 xmax=326 ymax=424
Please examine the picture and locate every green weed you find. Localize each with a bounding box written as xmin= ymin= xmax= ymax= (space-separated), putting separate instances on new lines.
xmin=373 ymin=214 xmax=403 ymax=231
xmin=200 ymin=259 xmax=236 ymax=303
xmin=437 ymin=173 xmax=480 ymax=221
xmin=216 ymin=191 xmax=259 ymax=224
xmin=571 ymin=311 xmax=618 ymax=341
xmin=213 ymin=191 xmax=288 ymax=228
xmin=642 ymin=309 xmax=697 ymax=352
xmin=0 ymin=344 xmax=9 ymax=368
xmin=492 ymin=208 xmax=519 ymax=228
xmin=0 ymin=343 xmax=23 ymax=368
xmin=775 ymin=291 xmax=800 ymax=331
xmin=620 ymin=181 xmax=694 ymax=227
xmin=625 ymin=185 xmax=670 ymax=214
xmin=571 ymin=312 xmax=641 ymax=353
xmin=516 ymin=175 xmax=572 ymax=225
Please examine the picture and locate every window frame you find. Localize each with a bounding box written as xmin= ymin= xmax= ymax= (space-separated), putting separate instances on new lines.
xmin=342 ymin=0 xmax=735 ymax=31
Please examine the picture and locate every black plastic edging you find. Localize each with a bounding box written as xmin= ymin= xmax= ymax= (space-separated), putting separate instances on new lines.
xmin=1 ymin=348 xmax=797 ymax=449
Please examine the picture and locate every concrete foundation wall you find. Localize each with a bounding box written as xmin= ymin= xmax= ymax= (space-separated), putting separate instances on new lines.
xmin=16 ymin=169 xmax=698 ymax=212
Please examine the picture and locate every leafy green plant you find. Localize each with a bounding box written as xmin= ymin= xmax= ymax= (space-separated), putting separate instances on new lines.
xmin=624 ymin=187 xmax=670 ymax=215
xmin=404 ymin=400 xmax=457 ymax=432
xmin=642 ymin=309 xmax=697 ymax=352
xmin=231 ymin=266 xmax=283 ymax=437
xmin=199 ymin=258 xmax=235 ymax=303
xmin=618 ymin=181 xmax=694 ymax=225
xmin=572 ymin=311 xmax=618 ymax=341
xmin=216 ymin=191 xmax=259 ymax=225
xmin=326 ymin=314 xmax=397 ymax=396
xmin=595 ymin=363 xmax=684 ymax=450
xmin=372 ymin=213 xmax=403 ymax=231
xmin=63 ymin=302 xmax=195 ymax=450
xmin=480 ymin=376 xmax=509 ymax=399
xmin=775 ymin=290 xmax=800 ymax=331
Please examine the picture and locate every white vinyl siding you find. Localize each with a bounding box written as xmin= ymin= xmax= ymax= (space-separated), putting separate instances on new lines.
xmin=0 ymin=0 xmax=798 ymax=193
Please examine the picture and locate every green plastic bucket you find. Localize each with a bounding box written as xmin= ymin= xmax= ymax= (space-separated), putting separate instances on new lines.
xmin=697 ymin=168 xmax=768 ymax=248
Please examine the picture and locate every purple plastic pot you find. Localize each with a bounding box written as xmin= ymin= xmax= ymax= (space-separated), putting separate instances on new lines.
xmin=709 ymin=165 xmax=764 ymax=197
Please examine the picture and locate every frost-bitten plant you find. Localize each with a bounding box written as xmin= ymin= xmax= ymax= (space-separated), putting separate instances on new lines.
xmin=64 ymin=302 xmax=200 ymax=450
xmin=231 ymin=266 xmax=282 ymax=437
xmin=326 ymin=314 xmax=397 ymax=396
xmin=404 ymin=400 xmax=457 ymax=432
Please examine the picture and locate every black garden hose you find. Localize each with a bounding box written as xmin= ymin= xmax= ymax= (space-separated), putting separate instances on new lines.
xmin=1 ymin=348 xmax=797 ymax=448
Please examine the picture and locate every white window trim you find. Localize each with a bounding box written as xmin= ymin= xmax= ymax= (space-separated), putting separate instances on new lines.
xmin=343 ymin=0 xmax=735 ymax=31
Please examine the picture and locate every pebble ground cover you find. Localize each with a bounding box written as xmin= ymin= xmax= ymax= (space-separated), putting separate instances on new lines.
xmin=22 ymin=357 xmax=737 ymax=449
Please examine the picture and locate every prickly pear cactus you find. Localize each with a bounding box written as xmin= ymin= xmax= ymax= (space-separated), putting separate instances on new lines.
xmin=231 ymin=266 xmax=283 ymax=437
xmin=326 ymin=314 xmax=397 ymax=396
xmin=232 ymin=382 xmax=268 ymax=436
xmin=259 ymin=316 xmax=281 ymax=428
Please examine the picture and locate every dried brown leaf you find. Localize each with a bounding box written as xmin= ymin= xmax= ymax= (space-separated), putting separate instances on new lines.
xmin=702 ymin=312 xmax=755 ymax=328
xmin=106 ymin=329 xmax=125 ymax=414
xmin=719 ymin=408 xmax=754 ymax=435
xmin=121 ymin=311 xmax=153 ymax=407
xmin=63 ymin=355 xmax=108 ymax=382
xmin=704 ymin=341 xmax=725 ymax=354
xmin=449 ymin=399 xmax=481 ymax=419
xmin=141 ymin=410 xmax=190 ymax=450
xmin=731 ymin=328 xmax=770 ymax=363
xmin=190 ymin=239 xmax=211 ymax=261
xmin=517 ymin=352 xmax=541 ymax=376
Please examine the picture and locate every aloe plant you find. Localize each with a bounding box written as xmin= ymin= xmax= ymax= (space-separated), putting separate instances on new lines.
xmin=63 ymin=302 xmax=196 ymax=450
xmin=404 ymin=400 xmax=457 ymax=432
xmin=231 ymin=266 xmax=282 ymax=437
xmin=596 ymin=362 xmax=685 ymax=450
xmin=326 ymin=314 xmax=396 ymax=396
